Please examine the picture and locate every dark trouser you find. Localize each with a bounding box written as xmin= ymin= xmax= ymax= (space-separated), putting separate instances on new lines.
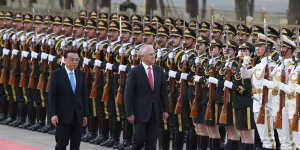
xmin=132 ymin=107 xmax=159 ymax=150
xmin=55 ymin=112 xmax=82 ymax=150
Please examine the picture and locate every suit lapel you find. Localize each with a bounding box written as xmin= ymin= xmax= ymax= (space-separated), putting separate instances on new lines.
xmin=139 ymin=64 xmax=152 ymax=91
xmin=153 ymin=65 xmax=158 ymax=91
xmin=75 ymin=69 xmax=79 ymax=95
xmin=63 ymin=68 xmax=74 ymax=95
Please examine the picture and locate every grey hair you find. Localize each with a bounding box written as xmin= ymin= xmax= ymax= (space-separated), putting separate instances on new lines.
xmin=139 ymin=44 xmax=154 ymax=56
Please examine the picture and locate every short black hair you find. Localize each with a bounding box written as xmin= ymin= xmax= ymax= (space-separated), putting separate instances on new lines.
xmin=64 ymin=50 xmax=78 ymax=58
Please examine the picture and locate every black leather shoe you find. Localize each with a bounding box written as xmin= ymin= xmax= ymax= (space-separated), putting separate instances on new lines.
xmin=37 ymin=125 xmax=52 ymax=133
xmin=0 ymin=113 xmax=6 ymax=121
xmin=28 ymin=122 xmax=44 ymax=131
xmin=0 ymin=117 xmax=15 ymax=125
xmin=100 ymin=138 xmax=113 ymax=147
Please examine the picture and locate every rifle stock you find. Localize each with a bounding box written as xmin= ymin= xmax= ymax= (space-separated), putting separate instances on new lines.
xmin=190 ymin=62 xmax=201 ymax=117
xmin=89 ymin=48 xmax=102 ymax=98
xmin=101 ymin=53 xmax=112 ymax=102
xmin=8 ymin=40 xmax=18 ymax=85
xmin=168 ymin=59 xmax=175 ymax=112
xmin=219 ymin=67 xmax=232 ymax=124
xmin=19 ymin=43 xmax=29 ymax=87
xmin=257 ymin=64 xmax=270 ymax=124
xmin=0 ymin=39 xmax=9 ymax=84
xmin=291 ymin=72 xmax=300 ymax=131
xmin=46 ymin=45 xmax=54 ymax=92
xmin=116 ymin=54 xmax=125 ymax=104
xmin=174 ymin=60 xmax=187 ymax=114
xmin=274 ymin=68 xmax=286 ymax=129
xmin=205 ymin=64 xmax=215 ymax=120
xmin=28 ymin=42 xmax=38 ymax=88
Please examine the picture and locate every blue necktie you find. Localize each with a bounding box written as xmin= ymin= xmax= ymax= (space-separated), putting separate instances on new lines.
xmin=69 ymin=72 xmax=76 ymax=94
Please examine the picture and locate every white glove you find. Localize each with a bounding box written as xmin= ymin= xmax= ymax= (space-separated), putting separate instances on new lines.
xmin=32 ymin=36 xmax=38 ymax=44
xmin=83 ymin=42 xmax=88 ymax=52
xmin=48 ymin=39 xmax=55 ymax=47
xmin=279 ymin=82 xmax=291 ymax=94
xmin=181 ymin=54 xmax=188 ymax=62
xmin=242 ymin=56 xmax=250 ymax=67
xmin=119 ymin=47 xmax=126 ymax=54
xmin=107 ymin=46 xmax=112 ymax=53
xmin=224 ymin=80 xmax=233 ymax=89
xmin=2 ymin=48 xmax=10 ymax=56
xmin=157 ymin=50 xmax=162 ymax=58
xmin=20 ymin=35 xmax=26 ymax=44
xmin=94 ymin=60 xmax=102 ymax=67
xmin=3 ymin=33 xmax=9 ymax=40
xmin=240 ymin=67 xmax=251 ymax=79
xmin=61 ymin=57 xmax=64 ymax=64
xmin=48 ymin=54 xmax=55 ymax=62
xmin=83 ymin=58 xmax=91 ymax=65
xmin=12 ymin=34 xmax=17 ymax=42
xmin=168 ymin=52 xmax=174 ymax=59
xmin=296 ymin=85 xmax=300 ymax=95
xmin=12 ymin=49 xmax=19 ymax=56
xmin=96 ymin=43 xmax=103 ymax=51
xmin=194 ymin=75 xmax=201 ymax=82
xmin=130 ymin=49 xmax=136 ymax=56
xmin=225 ymin=61 xmax=232 ymax=68
xmin=41 ymin=52 xmax=48 ymax=60
xmin=195 ymin=57 xmax=200 ymax=65
xmin=262 ymin=79 xmax=273 ymax=89
xmin=72 ymin=41 xmax=77 ymax=48
xmin=31 ymin=51 xmax=38 ymax=59
xmin=168 ymin=70 xmax=177 ymax=78
xmin=208 ymin=77 xmax=218 ymax=85
xmin=106 ymin=63 xmax=113 ymax=70
xmin=42 ymin=37 xmax=47 ymax=45
xmin=21 ymin=51 xmax=29 ymax=58
xmin=119 ymin=65 xmax=127 ymax=72
xmin=180 ymin=73 xmax=188 ymax=80
xmin=61 ymin=40 xmax=67 ymax=48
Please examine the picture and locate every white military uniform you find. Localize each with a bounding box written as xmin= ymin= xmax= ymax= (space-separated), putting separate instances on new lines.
xmin=240 ymin=56 xmax=277 ymax=149
xmin=270 ymin=58 xmax=295 ymax=150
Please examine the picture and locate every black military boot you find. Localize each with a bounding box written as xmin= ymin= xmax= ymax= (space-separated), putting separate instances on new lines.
xmin=97 ymin=119 xmax=109 ymax=145
xmin=241 ymin=143 xmax=255 ymax=150
xmin=0 ymin=99 xmax=8 ymax=121
xmin=90 ymin=119 xmax=107 ymax=144
xmin=197 ymin=135 xmax=209 ymax=150
xmin=0 ymin=101 xmax=16 ymax=125
xmin=87 ymin=117 xmax=98 ymax=142
xmin=81 ymin=118 xmax=93 ymax=142
xmin=28 ymin=106 xmax=44 ymax=131
xmin=109 ymin=120 xmax=121 ymax=148
xmin=115 ymin=120 xmax=132 ymax=150
xmin=210 ymin=138 xmax=221 ymax=150
xmin=11 ymin=103 xmax=26 ymax=127
xmin=159 ymin=129 xmax=170 ymax=150
xmin=173 ymin=132 xmax=184 ymax=150
xmin=100 ymin=119 xmax=114 ymax=147
xmin=38 ymin=112 xmax=53 ymax=133
xmin=19 ymin=104 xmax=35 ymax=129
xmin=227 ymin=140 xmax=240 ymax=150
xmin=9 ymin=102 xmax=22 ymax=126
xmin=186 ymin=129 xmax=197 ymax=150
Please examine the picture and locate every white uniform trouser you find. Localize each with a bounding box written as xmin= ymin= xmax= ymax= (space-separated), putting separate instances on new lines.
xmin=254 ymin=109 xmax=276 ymax=149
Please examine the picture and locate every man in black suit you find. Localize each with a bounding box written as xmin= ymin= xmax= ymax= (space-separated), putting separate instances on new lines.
xmin=124 ymin=44 xmax=169 ymax=150
xmin=48 ymin=50 xmax=89 ymax=150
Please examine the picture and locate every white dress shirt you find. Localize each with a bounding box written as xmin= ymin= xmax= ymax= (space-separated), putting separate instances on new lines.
xmin=142 ymin=62 xmax=154 ymax=87
xmin=65 ymin=66 xmax=76 ymax=87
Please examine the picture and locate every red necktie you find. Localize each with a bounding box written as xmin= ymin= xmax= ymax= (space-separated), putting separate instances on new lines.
xmin=147 ymin=66 xmax=153 ymax=90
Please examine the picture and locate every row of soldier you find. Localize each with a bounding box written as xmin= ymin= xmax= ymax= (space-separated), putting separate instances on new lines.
xmin=0 ymin=9 xmax=300 ymax=150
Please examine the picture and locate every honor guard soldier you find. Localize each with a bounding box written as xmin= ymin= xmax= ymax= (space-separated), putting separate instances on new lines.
xmin=143 ymin=25 xmax=156 ymax=45
xmin=27 ymin=14 xmax=46 ymax=131
xmin=173 ymin=27 xmax=197 ymax=150
xmin=17 ymin=13 xmax=36 ymax=129
xmin=89 ymin=19 xmax=110 ymax=145
xmin=164 ymin=17 xmax=175 ymax=30
xmin=250 ymin=25 xmax=264 ymax=44
xmin=203 ymin=39 xmax=224 ymax=150
xmin=192 ymin=36 xmax=210 ymax=150
xmin=212 ymin=22 xmax=223 ymax=40
xmin=223 ymin=24 xmax=237 ymax=42
xmin=89 ymin=10 xmax=98 ymax=21
xmin=130 ymin=14 xmax=141 ymax=26
xmin=271 ymin=35 xmax=296 ymax=150
xmin=0 ymin=11 xmax=16 ymax=125
xmin=240 ymin=34 xmax=279 ymax=150
xmin=37 ymin=14 xmax=56 ymax=133
xmin=236 ymin=24 xmax=251 ymax=44
xmin=100 ymin=20 xmax=122 ymax=148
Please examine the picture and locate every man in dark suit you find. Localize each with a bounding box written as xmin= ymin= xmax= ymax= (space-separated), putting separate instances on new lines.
xmin=48 ymin=50 xmax=89 ymax=150
xmin=124 ymin=44 xmax=169 ymax=150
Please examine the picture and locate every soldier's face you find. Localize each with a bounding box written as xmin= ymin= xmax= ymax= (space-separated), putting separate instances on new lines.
xmin=171 ymin=36 xmax=181 ymax=47
xmin=210 ymin=46 xmax=221 ymax=57
xmin=223 ymin=48 xmax=235 ymax=58
xmin=35 ymin=23 xmax=43 ymax=33
xmin=184 ymin=37 xmax=194 ymax=49
xmin=109 ymin=30 xmax=119 ymax=41
xmin=98 ymin=29 xmax=107 ymax=40
xmin=64 ymin=25 xmax=73 ymax=36
xmin=240 ymin=49 xmax=250 ymax=57
xmin=87 ymin=28 xmax=96 ymax=39
xmin=24 ymin=22 xmax=33 ymax=32
xmin=65 ymin=52 xmax=79 ymax=70
xmin=53 ymin=24 xmax=62 ymax=35
xmin=158 ymin=35 xmax=168 ymax=47
xmin=6 ymin=19 xmax=13 ymax=28
xmin=198 ymin=43 xmax=207 ymax=54
xmin=199 ymin=31 xmax=209 ymax=38
xmin=213 ymin=31 xmax=221 ymax=39
xmin=75 ymin=26 xmax=84 ymax=37
xmin=257 ymin=44 xmax=266 ymax=57
xmin=144 ymin=34 xmax=154 ymax=44
xmin=121 ymin=31 xmax=130 ymax=43
xmin=134 ymin=33 xmax=143 ymax=44
xmin=15 ymin=21 xmax=23 ymax=30
xmin=252 ymin=34 xmax=258 ymax=44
